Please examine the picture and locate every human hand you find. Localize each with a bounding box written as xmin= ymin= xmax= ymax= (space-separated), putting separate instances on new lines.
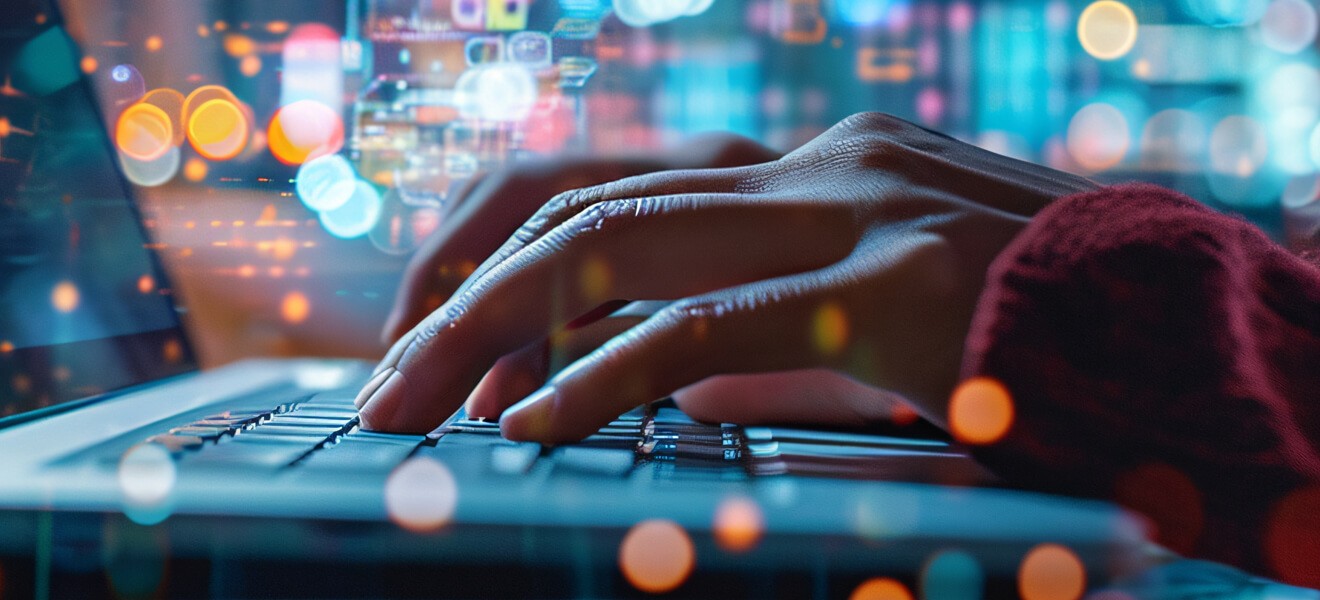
xmin=380 ymin=133 xmax=781 ymax=343
xmin=359 ymin=113 xmax=1097 ymax=441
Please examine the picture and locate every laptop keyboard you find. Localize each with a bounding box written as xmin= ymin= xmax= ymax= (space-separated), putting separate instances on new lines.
xmin=127 ymin=384 xmax=984 ymax=483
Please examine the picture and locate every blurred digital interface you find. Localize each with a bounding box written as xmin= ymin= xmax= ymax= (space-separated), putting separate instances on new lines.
xmin=11 ymin=0 xmax=1320 ymax=364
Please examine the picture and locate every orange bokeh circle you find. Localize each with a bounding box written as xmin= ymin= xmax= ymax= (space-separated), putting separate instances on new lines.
xmin=115 ymin=103 xmax=173 ymax=162
xmin=267 ymin=100 xmax=344 ymax=165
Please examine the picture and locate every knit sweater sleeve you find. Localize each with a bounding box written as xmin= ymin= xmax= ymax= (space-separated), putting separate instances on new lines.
xmin=960 ymin=183 xmax=1320 ymax=586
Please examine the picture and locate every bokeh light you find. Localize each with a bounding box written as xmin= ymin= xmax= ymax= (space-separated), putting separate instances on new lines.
xmin=1209 ymin=115 xmax=1267 ymax=178
xmin=1260 ymin=0 xmax=1319 ymax=54
xmin=239 ymin=55 xmax=263 ymax=77
xmin=921 ymin=550 xmax=984 ymax=600
xmin=454 ymin=63 xmax=539 ymax=122
xmin=1018 ymin=543 xmax=1085 ymax=600
xmin=384 ymin=457 xmax=459 ymax=533
xmin=1180 ymin=0 xmax=1268 ymax=25
xmin=812 ymin=302 xmax=849 ymax=356
xmin=849 ymin=577 xmax=914 ymax=600
xmin=1077 ymin=1 xmax=1138 ymax=61
xmin=713 ymin=496 xmax=764 ymax=553
xmin=618 ymin=519 xmax=695 ymax=594
xmin=52 ymin=280 xmax=79 ymax=312
xmin=140 ymin=88 xmax=186 ymax=146
xmin=1283 ymin=174 xmax=1320 ymax=209
xmin=1113 ymin=463 xmax=1203 ymax=555
xmin=1139 ymin=109 xmax=1206 ymax=173
xmin=223 ymin=34 xmax=256 ymax=58
xmin=369 ymin=192 xmax=441 ymax=255
xmin=1265 ymin=485 xmax=1320 ymax=587
xmin=80 ymin=55 xmax=97 ymax=74
xmin=187 ymin=98 xmax=248 ymax=160
xmin=268 ymin=99 xmax=345 ymax=165
xmin=144 ymin=35 xmax=163 ymax=52
xmin=281 ymin=291 xmax=310 ymax=324
xmin=116 ymin=103 xmax=173 ymax=162
xmin=103 ymin=64 xmax=146 ymax=108
xmin=183 ymin=157 xmax=208 ymax=182
xmin=137 ymin=274 xmax=155 ymax=294
xmin=612 ymin=0 xmax=714 ymax=27
xmin=948 ymin=377 xmax=1014 ymax=445
xmin=296 ymin=154 xmax=358 ymax=211
xmin=319 ymin=180 xmax=383 ymax=239
xmin=1067 ymin=103 xmax=1130 ymax=172
xmin=117 ymin=443 xmax=176 ymax=524
xmin=119 ymin=145 xmax=181 ymax=187
xmin=1 ymin=340 xmax=13 ymax=353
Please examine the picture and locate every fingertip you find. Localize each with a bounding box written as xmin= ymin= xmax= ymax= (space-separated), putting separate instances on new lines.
xmin=356 ymin=369 xmax=407 ymax=431
xmin=499 ymin=386 xmax=556 ymax=442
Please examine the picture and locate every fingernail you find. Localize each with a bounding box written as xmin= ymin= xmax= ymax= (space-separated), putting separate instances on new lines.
xmin=355 ymin=367 xmax=394 ymax=409
xmin=500 ymin=386 xmax=555 ymax=441
xmin=357 ymin=370 xmax=407 ymax=431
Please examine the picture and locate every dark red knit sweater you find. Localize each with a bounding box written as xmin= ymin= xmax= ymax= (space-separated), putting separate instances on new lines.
xmin=962 ymin=183 xmax=1320 ymax=586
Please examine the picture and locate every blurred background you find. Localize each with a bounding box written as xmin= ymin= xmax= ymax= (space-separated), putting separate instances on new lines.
xmin=44 ymin=0 xmax=1320 ymax=367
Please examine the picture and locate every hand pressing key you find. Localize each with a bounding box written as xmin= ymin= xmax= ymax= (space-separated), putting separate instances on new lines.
xmin=358 ymin=113 xmax=1096 ymax=443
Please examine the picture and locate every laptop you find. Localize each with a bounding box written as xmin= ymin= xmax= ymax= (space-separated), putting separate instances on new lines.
xmin=0 ymin=2 xmax=1155 ymax=597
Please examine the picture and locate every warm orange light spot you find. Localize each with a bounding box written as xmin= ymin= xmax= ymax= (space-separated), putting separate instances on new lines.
xmin=52 ymin=366 xmax=70 ymax=382
xmin=269 ymin=266 xmax=285 ymax=278
xmin=187 ymin=98 xmax=248 ymax=160
xmin=214 ymin=21 xmax=228 ymax=31
xmin=267 ymin=100 xmax=344 ymax=165
xmin=137 ymin=274 xmax=155 ymax=294
xmin=266 ymin=21 xmax=290 ymax=34
xmin=237 ymin=265 xmax=256 ymax=278
xmin=116 ymin=103 xmax=173 ymax=162
xmin=891 ymin=401 xmax=920 ymax=426
xmin=141 ymin=88 xmax=187 ymax=146
xmin=281 ymin=291 xmax=310 ymax=323
xmin=12 ymin=375 xmax=31 ymax=394
xmin=578 ymin=256 xmax=612 ymax=304
xmin=812 ymin=302 xmax=849 ymax=356
xmin=1114 ymin=463 xmax=1203 ymax=555
xmin=52 ymin=281 xmax=79 ymax=313
xmin=80 ymin=56 xmax=98 ymax=74
xmin=1265 ymin=485 xmax=1320 ymax=588
xmin=258 ymin=204 xmax=277 ymax=223
xmin=145 ymin=35 xmax=163 ymax=52
xmin=618 ymin=519 xmax=695 ymax=594
xmin=849 ymin=577 xmax=914 ymax=600
xmin=0 ymin=117 xmax=10 ymax=137
xmin=1018 ymin=543 xmax=1085 ymax=600
xmin=271 ymin=238 xmax=297 ymax=261
xmin=948 ymin=377 xmax=1014 ymax=445
xmin=183 ymin=158 xmax=208 ymax=182
xmin=223 ymin=34 xmax=255 ymax=57
xmin=239 ymin=55 xmax=262 ymax=77
xmin=0 ymin=341 xmax=13 ymax=354
xmin=197 ymin=25 xmax=210 ymax=37
xmin=180 ymin=247 xmax=193 ymax=257
xmin=713 ymin=496 xmax=764 ymax=553
xmin=35 ymin=13 xmax=47 ymax=24
xmin=162 ymin=339 xmax=182 ymax=363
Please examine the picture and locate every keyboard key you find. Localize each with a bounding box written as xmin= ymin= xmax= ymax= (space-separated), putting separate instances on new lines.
xmin=286 ymin=407 xmax=361 ymax=420
xmin=293 ymin=438 xmax=419 ymax=471
xmin=266 ymin=415 xmax=351 ymax=427
xmin=489 ymin=442 xmax=540 ymax=475
xmin=180 ymin=439 xmax=313 ymax=469
xmin=169 ymin=426 xmax=234 ymax=441
xmin=552 ymin=446 xmax=635 ymax=477
xmin=239 ymin=425 xmax=340 ymax=438
xmin=299 ymin=389 xmax=359 ymax=407
xmin=145 ymin=434 xmax=205 ymax=454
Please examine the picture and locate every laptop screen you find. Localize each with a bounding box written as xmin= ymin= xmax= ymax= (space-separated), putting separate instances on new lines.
xmin=0 ymin=0 xmax=197 ymax=423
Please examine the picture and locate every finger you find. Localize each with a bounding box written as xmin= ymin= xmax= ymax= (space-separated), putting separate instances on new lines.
xmin=381 ymin=159 xmax=651 ymax=343
xmin=497 ymin=232 xmax=951 ymax=443
xmin=360 ymin=195 xmax=856 ymax=433
xmin=464 ymin=312 xmax=646 ymax=419
xmin=448 ymin=164 xmax=773 ymax=302
xmin=671 ymin=369 xmax=914 ymax=427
